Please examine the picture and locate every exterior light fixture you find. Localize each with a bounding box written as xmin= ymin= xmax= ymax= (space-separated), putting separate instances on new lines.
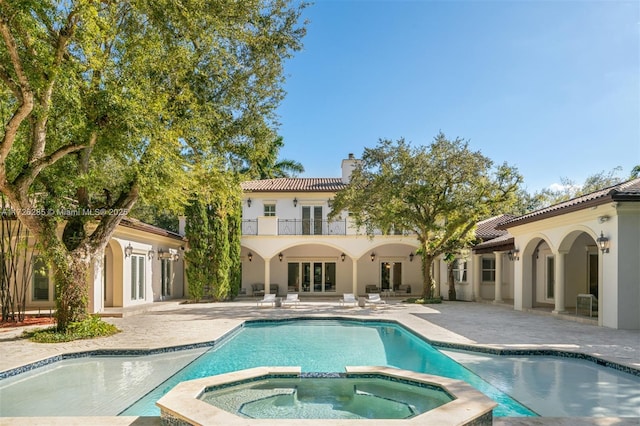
xmin=124 ymin=243 xmax=133 ymax=258
xmin=172 ymin=253 xmax=180 ymax=262
xmin=507 ymin=249 xmax=520 ymax=261
xmin=409 ymin=252 xmax=414 ymax=262
xmin=247 ymin=198 xmax=252 ymax=207
xmin=148 ymin=249 xmax=155 ymax=260
xmin=370 ymin=252 xmax=375 ymax=262
xmin=248 ymin=252 xmax=253 ymax=262
xmin=278 ymin=252 xmax=283 ymax=262
xmin=293 ymin=197 xmax=298 ymax=207
xmin=340 ymin=253 xmax=346 ymax=262
xmin=596 ymin=231 xmax=609 ymax=254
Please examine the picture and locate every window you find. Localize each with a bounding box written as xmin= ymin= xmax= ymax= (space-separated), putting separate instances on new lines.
xmin=453 ymin=259 xmax=467 ymax=283
xmin=264 ymin=204 xmax=276 ymax=216
xmin=546 ymin=256 xmax=555 ymax=299
xmin=161 ymin=258 xmax=172 ymax=297
xmin=130 ymin=254 xmax=145 ymax=300
xmin=302 ymin=206 xmax=323 ymax=235
xmin=32 ymin=256 xmax=50 ymax=301
xmin=291 ymin=261 xmax=336 ymax=292
xmin=482 ymin=258 xmax=495 ymax=282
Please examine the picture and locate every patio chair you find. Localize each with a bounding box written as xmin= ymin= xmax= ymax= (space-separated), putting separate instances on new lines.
xmin=257 ymin=293 xmax=278 ymax=307
xmin=339 ymin=293 xmax=358 ymax=307
xmin=365 ymin=293 xmax=386 ymax=307
xmin=281 ymin=293 xmax=300 ymax=308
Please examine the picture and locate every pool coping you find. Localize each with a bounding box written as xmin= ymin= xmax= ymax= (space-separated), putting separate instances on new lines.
xmin=156 ymin=366 xmax=497 ymax=425
xmin=2 ymin=316 xmax=638 ymax=380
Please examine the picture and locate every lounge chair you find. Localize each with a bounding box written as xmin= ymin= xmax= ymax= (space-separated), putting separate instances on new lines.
xmin=281 ymin=293 xmax=300 ymax=308
xmin=365 ymin=293 xmax=386 ymax=307
xmin=257 ymin=293 xmax=278 ymax=307
xmin=339 ymin=293 xmax=358 ymax=306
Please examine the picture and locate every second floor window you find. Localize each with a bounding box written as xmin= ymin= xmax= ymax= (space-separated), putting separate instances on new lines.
xmin=264 ymin=204 xmax=276 ymax=216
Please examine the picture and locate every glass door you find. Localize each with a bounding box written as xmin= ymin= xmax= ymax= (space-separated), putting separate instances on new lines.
xmin=302 ymin=206 xmax=323 ymax=235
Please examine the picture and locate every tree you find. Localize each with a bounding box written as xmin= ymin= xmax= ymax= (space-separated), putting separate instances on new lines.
xmin=329 ymin=134 xmax=522 ymax=299
xmin=0 ymin=1 xmax=306 ymax=329
xmin=240 ymin=134 xmax=304 ymax=179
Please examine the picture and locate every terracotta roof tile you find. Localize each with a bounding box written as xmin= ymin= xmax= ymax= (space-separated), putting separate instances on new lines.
xmin=501 ymin=178 xmax=640 ymax=228
xmin=241 ymin=178 xmax=346 ymax=192
xmin=475 ymin=214 xmax=516 ymax=240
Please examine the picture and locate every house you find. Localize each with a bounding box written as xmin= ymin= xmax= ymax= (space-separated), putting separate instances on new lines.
xmin=1 ymin=216 xmax=186 ymax=315
xmin=241 ymin=154 xmax=640 ymax=330
xmin=240 ymin=154 xmax=422 ymax=298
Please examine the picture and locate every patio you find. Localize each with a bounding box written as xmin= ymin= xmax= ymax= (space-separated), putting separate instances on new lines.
xmin=0 ymin=300 xmax=638 ymax=425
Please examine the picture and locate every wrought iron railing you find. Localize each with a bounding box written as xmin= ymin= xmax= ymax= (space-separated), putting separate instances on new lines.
xmin=241 ymin=219 xmax=258 ymax=235
xmin=278 ymin=219 xmax=346 ymax=236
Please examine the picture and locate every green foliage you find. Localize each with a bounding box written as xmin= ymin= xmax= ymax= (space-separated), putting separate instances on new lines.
xmin=184 ymin=197 xmax=209 ymax=302
xmin=23 ymin=315 xmax=119 ymax=343
xmin=404 ymin=297 xmax=442 ymax=304
xmin=330 ymin=133 xmax=522 ymax=299
xmin=239 ymin=134 xmax=305 ymax=179
xmin=0 ymin=1 xmax=306 ymax=327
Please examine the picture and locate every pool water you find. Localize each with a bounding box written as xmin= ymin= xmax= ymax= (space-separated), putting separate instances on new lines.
xmin=1 ymin=319 xmax=638 ymax=418
xmin=200 ymin=377 xmax=454 ymax=419
xmin=121 ymin=320 xmax=534 ymax=417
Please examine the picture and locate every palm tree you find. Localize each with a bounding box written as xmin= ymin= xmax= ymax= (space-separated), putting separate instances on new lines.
xmin=242 ymin=135 xmax=304 ymax=179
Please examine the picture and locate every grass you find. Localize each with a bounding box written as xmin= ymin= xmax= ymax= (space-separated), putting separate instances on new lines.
xmin=22 ymin=315 xmax=120 ymax=343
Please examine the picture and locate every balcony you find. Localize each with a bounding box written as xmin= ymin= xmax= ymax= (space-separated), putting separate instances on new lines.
xmin=278 ymin=219 xmax=346 ymax=236
xmin=241 ymin=218 xmax=346 ymax=236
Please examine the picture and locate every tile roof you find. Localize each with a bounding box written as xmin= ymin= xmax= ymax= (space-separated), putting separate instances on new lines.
xmin=475 ymin=214 xmax=516 ymax=240
xmin=500 ymin=178 xmax=640 ymax=229
xmin=120 ymin=217 xmax=186 ymax=240
xmin=241 ymin=178 xmax=346 ymax=193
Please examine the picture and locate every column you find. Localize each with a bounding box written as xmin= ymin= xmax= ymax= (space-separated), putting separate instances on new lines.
xmin=352 ymin=258 xmax=358 ymax=295
xmin=493 ymin=251 xmax=504 ymax=303
xmin=472 ymin=254 xmax=482 ymax=301
xmin=264 ymin=258 xmax=271 ymax=295
xmin=553 ymin=250 xmax=566 ymax=313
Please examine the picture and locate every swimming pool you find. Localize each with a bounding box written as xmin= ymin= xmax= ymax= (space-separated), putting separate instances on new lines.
xmin=1 ymin=318 xmax=638 ymax=418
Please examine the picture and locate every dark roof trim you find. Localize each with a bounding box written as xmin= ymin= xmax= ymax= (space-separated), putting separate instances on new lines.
xmin=119 ymin=218 xmax=186 ymax=241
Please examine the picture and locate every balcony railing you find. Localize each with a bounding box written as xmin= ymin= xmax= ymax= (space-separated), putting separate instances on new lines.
xmin=241 ymin=219 xmax=258 ymax=235
xmin=278 ymin=219 xmax=346 ymax=236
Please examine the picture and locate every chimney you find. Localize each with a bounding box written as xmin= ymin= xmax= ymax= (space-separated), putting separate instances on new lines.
xmin=341 ymin=153 xmax=359 ymax=184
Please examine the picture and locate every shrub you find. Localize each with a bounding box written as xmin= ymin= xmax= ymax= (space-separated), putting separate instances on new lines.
xmin=23 ymin=315 xmax=120 ymax=343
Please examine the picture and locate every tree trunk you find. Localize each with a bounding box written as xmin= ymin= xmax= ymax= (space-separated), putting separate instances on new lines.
xmin=53 ymin=251 xmax=90 ymax=331
xmin=447 ymin=262 xmax=457 ymax=301
xmin=421 ymin=252 xmax=435 ymax=299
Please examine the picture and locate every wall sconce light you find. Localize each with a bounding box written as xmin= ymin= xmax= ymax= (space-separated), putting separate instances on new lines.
xmin=596 ymin=231 xmax=610 ymax=254
xmin=172 ymin=252 xmax=180 ymax=262
xmin=340 ymin=253 xmax=346 ymax=262
xmin=507 ymin=249 xmax=520 ymax=261
xmin=124 ymin=243 xmax=133 ymax=258
xmin=370 ymin=252 xmax=376 ymax=262
xmin=293 ymin=197 xmax=298 ymax=207
xmin=409 ymin=252 xmax=414 ymax=262
xmin=147 ymin=249 xmax=155 ymax=260
xmin=247 ymin=198 xmax=252 ymax=207
xmin=157 ymin=248 xmax=174 ymax=260
xmin=248 ymin=252 xmax=253 ymax=262
xmin=278 ymin=252 xmax=283 ymax=262
xmin=328 ymin=199 xmax=334 ymax=208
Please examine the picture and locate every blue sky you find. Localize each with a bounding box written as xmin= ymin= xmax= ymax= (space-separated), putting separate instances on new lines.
xmin=275 ymin=0 xmax=639 ymax=192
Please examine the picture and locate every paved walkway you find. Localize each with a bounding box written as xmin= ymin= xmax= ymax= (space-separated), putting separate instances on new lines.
xmin=0 ymin=299 xmax=638 ymax=425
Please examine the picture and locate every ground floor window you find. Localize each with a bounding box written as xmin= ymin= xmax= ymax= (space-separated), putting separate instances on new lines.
xmin=546 ymin=255 xmax=555 ymax=299
xmin=453 ymin=259 xmax=467 ymax=283
xmin=131 ymin=254 xmax=145 ymax=300
xmin=161 ymin=258 xmax=172 ymax=297
xmin=288 ymin=261 xmax=336 ymax=293
xmin=32 ymin=256 xmax=50 ymax=301
xmin=481 ymin=257 xmax=495 ymax=282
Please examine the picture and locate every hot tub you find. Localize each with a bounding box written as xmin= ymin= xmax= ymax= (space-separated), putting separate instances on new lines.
xmin=157 ymin=366 xmax=496 ymax=425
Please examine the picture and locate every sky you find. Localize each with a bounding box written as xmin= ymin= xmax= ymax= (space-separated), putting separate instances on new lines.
xmin=275 ymin=0 xmax=640 ymax=192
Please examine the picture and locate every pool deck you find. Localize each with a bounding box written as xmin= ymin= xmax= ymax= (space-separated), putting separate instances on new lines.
xmin=1 ymin=299 xmax=639 ymax=425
